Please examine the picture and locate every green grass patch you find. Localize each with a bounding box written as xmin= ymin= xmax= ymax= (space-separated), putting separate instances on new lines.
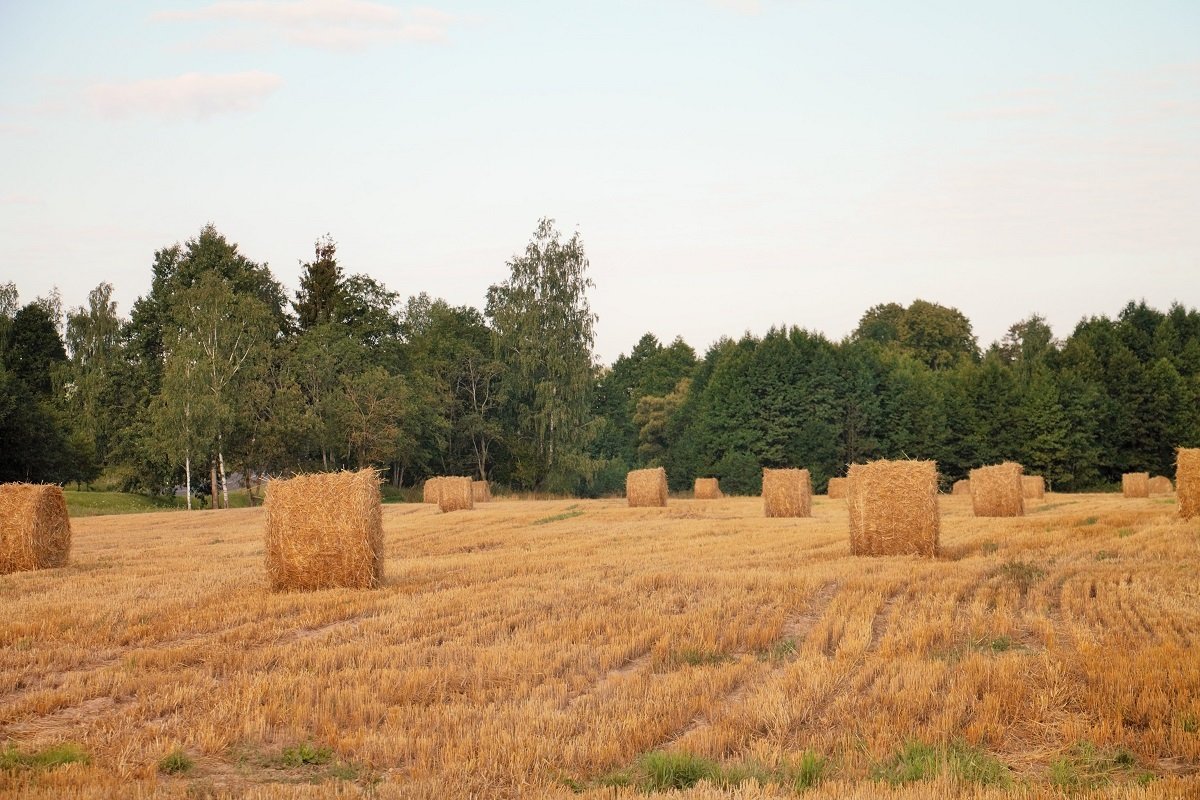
xmin=1030 ymin=502 xmax=1073 ymax=513
xmin=979 ymin=541 xmax=999 ymax=555
xmin=532 ymin=509 xmax=585 ymax=525
xmin=1048 ymin=742 xmax=1154 ymax=790
xmin=994 ymin=560 xmax=1046 ymax=595
xmin=157 ymin=748 xmax=194 ymax=775
xmin=1117 ymin=528 xmax=1135 ymax=538
xmin=669 ymin=648 xmax=733 ymax=667
xmin=759 ymin=636 xmax=799 ymax=662
xmin=276 ymin=743 xmax=333 ymax=768
xmin=1078 ymin=515 xmax=1099 ymax=526
xmin=872 ymin=740 xmax=1010 ymax=786
xmin=64 ymin=490 xmax=186 ymax=517
xmin=1 ymin=743 xmax=90 ymax=772
xmin=593 ymin=750 xmax=826 ymax=792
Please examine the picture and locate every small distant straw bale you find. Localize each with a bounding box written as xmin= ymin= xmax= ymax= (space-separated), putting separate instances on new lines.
xmin=439 ymin=477 xmax=474 ymax=512
xmin=951 ymin=479 xmax=971 ymax=496
xmin=422 ymin=477 xmax=443 ymax=504
xmin=970 ymin=462 xmax=1024 ymax=517
xmin=0 ymin=483 xmax=71 ymax=574
xmin=847 ymin=460 xmax=939 ymax=557
xmin=471 ymin=480 xmax=492 ymax=503
xmin=1178 ymin=448 xmax=1200 ymax=519
xmin=1122 ymin=472 xmax=1149 ymax=499
xmin=826 ymin=477 xmax=847 ymax=499
xmin=1022 ymin=475 xmax=1045 ymax=500
xmin=694 ymin=477 xmax=722 ymax=499
xmin=762 ymin=468 xmax=811 ymax=518
xmin=264 ymin=470 xmax=382 ymax=592
xmin=1148 ymin=475 xmax=1173 ymax=495
xmin=627 ymin=468 xmax=668 ymax=507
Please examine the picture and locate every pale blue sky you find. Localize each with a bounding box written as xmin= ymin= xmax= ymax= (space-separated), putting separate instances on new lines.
xmin=2 ymin=1 xmax=1198 ymax=362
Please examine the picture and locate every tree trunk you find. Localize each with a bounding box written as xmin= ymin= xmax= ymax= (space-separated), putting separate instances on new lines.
xmin=210 ymin=460 xmax=218 ymax=510
xmin=218 ymin=443 xmax=229 ymax=510
xmin=244 ymin=465 xmax=254 ymax=507
xmin=185 ymin=453 xmax=192 ymax=511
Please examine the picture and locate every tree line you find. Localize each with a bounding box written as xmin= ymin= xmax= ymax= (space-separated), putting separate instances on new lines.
xmin=2 ymin=222 xmax=1198 ymax=500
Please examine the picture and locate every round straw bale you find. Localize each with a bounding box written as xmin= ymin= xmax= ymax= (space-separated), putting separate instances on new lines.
xmin=439 ymin=477 xmax=474 ymax=512
xmin=1122 ymin=472 xmax=1149 ymax=498
xmin=1021 ymin=475 xmax=1045 ymax=500
xmin=970 ymin=462 xmax=1024 ymax=517
xmin=1178 ymin=448 xmax=1200 ymax=519
xmin=847 ymin=460 xmax=939 ymax=557
xmin=693 ymin=477 xmax=722 ymax=499
xmin=627 ymin=468 xmax=668 ymax=507
xmin=762 ymin=468 xmax=811 ymax=518
xmin=826 ymin=477 xmax=847 ymax=499
xmin=422 ymin=477 xmax=444 ymax=504
xmin=0 ymin=483 xmax=71 ymax=574
xmin=264 ymin=469 xmax=382 ymax=592
xmin=951 ymin=479 xmax=971 ymax=496
xmin=1148 ymin=475 xmax=1173 ymax=495
xmin=471 ymin=480 xmax=492 ymax=503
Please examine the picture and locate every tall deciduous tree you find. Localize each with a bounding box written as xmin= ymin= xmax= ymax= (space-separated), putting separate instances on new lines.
xmin=486 ymin=218 xmax=597 ymax=490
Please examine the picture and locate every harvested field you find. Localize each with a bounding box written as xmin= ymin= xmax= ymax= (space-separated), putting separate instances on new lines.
xmin=1 ymin=494 xmax=1198 ymax=799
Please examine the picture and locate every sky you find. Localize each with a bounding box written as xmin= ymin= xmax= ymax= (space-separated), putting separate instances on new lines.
xmin=1 ymin=0 xmax=1198 ymax=364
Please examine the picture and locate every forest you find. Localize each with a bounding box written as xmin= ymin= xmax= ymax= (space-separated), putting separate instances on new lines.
xmin=2 ymin=220 xmax=1198 ymax=501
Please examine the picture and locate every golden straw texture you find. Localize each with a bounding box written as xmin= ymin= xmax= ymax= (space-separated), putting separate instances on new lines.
xmin=1177 ymin=448 xmax=1199 ymax=519
xmin=693 ymin=477 xmax=722 ymax=499
xmin=847 ymin=460 xmax=939 ymax=557
xmin=627 ymin=468 xmax=668 ymax=507
xmin=1123 ymin=472 xmax=1150 ymax=498
xmin=422 ymin=477 xmax=444 ymax=504
xmin=1148 ymin=475 xmax=1173 ymax=495
xmin=970 ymin=462 xmax=1024 ymax=517
xmin=826 ymin=477 xmax=847 ymax=499
xmin=762 ymin=468 xmax=811 ymax=518
xmin=471 ymin=480 xmax=492 ymax=503
xmin=263 ymin=469 xmax=382 ymax=592
xmin=951 ymin=479 xmax=971 ymax=496
xmin=0 ymin=483 xmax=71 ymax=574
xmin=1022 ymin=475 xmax=1045 ymax=500
xmin=439 ymin=477 xmax=474 ymax=512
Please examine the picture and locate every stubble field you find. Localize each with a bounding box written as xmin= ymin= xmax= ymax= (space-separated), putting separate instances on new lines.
xmin=1 ymin=493 xmax=1198 ymax=799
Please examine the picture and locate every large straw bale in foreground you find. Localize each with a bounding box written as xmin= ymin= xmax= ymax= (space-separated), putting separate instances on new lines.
xmin=693 ymin=477 xmax=722 ymax=499
xmin=826 ymin=477 xmax=847 ymax=499
xmin=1176 ymin=449 xmax=1199 ymax=519
xmin=847 ymin=460 xmax=939 ymax=557
xmin=0 ymin=483 xmax=71 ymax=574
xmin=471 ymin=480 xmax=492 ymax=503
xmin=762 ymin=468 xmax=811 ymax=518
xmin=951 ymin=479 xmax=970 ymax=496
xmin=627 ymin=468 xmax=668 ymax=507
xmin=1148 ymin=476 xmax=1173 ymax=495
xmin=422 ymin=477 xmax=443 ymax=504
xmin=970 ymin=462 xmax=1024 ymax=517
xmin=1122 ymin=472 xmax=1149 ymax=498
xmin=1021 ymin=475 xmax=1045 ymax=500
xmin=439 ymin=477 xmax=474 ymax=512
xmin=264 ymin=470 xmax=382 ymax=592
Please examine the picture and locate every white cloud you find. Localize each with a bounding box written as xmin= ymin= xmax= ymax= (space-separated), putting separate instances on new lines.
xmin=88 ymin=72 xmax=284 ymax=120
xmin=154 ymin=0 xmax=462 ymax=51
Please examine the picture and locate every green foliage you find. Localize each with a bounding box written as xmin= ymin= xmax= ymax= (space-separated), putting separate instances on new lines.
xmin=637 ymin=751 xmax=722 ymax=790
xmin=532 ymin=509 xmax=585 ymax=525
xmin=872 ymin=740 xmax=1010 ymax=786
xmin=669 ymin=648 xmax=732 ymax=667
xmin=1 ymin=743 xmax=89 ymax=771
xmin=994 ymin=560 xmax=1047 ymax=595
xmin=277 ymin=743 xmax=333 ymax=768
xmin=157 ymin=748 xmax=194 ymax=775
xmin=1048 ymin=742 xmax=1154 ymax=790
